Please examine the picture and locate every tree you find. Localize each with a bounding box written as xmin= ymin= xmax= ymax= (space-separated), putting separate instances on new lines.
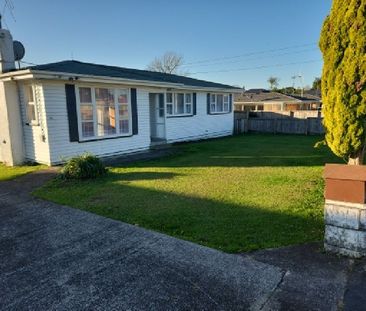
xmin=267 ymin=76 xmax=279 ymax=90
xmin=147 ymin=51 xmax=185 ymax=75
xmin=312 ymin=77 xmax=321 ymax=91
xmin=319 ymin=0 xmax=366 ymax=165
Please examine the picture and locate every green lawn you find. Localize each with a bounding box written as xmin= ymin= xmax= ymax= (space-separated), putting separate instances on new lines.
xmin=0 ymin=163 xmax=45 ymax=181
xmin=34 ymin=134 xmax=342 ymax=253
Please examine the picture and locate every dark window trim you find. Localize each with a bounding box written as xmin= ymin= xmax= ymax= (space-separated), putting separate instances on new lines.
xmin=207 ymin=111 xmax=232 ymax=116
xmin=75 ymin=134 xmax=134 ymax=143
xmin=65 ymin=84 xmax=79 ymax=142
xmin=166 ymin=114 xmax=194 ymax=119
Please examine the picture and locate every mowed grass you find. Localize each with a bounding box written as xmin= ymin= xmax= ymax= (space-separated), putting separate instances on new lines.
xmin=0 ymin=163 xmax=45 ymax=181
xmin=34 ymin=134 xmax=342 ymax=253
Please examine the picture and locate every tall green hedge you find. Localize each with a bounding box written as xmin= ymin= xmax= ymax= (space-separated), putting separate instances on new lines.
xmin=319 ymin=0 xmax=366 ymax=163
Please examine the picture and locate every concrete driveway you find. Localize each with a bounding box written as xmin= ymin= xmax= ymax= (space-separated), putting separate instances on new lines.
xmin=0 ymin=170 xmax=365 ymax=310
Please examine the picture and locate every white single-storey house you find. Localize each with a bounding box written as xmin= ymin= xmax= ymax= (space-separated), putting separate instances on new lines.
xmin=0 ymin=28 xmax=239 ymax=166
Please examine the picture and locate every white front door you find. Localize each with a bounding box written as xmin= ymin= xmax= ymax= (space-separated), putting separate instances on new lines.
xmin=149 ymin=93 xmax=166 ymax=140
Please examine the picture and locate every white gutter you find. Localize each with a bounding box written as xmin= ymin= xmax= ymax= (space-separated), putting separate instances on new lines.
xmin=0 ymin=69 xmax=242 ymax=93
xmin=234 ymin=99 xmax=321 ymax=104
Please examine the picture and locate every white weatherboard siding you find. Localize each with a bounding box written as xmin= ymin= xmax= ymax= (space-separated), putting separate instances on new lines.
xmin=165 ymin=92 xmax=233 ymax=142
xmin=19 ymin=82 xmax=51 ymax=164
xmin=18 ymin=83 xmax=233 ymax=165
xmin=43 ymin=83 xmax=151 ymax=165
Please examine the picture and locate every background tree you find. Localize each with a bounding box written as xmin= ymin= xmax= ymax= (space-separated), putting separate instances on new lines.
xmin=147 ymin=51 xmax=186 ymax=75
xmin=267 ymin=76 xmax=279 ymax=90
xmin=312 ymin=77 xmax=321 ymax=91
xmin=319 ymin=0 xmax=366 ymax=164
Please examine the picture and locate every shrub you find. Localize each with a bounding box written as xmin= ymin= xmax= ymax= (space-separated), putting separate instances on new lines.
xmin=319 ymin=0 xmax=366 ymax=164
xmin=61 ymin=153 xmax=107 ymax=179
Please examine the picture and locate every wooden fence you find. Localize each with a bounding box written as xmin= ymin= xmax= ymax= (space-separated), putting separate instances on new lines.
xmin=234 ymin=116 xmax=324 ymax=135
xmin=248 ymin=110 xmax=323 ymax=119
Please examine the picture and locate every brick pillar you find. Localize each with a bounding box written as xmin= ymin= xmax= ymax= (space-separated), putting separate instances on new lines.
xmin=324 ymin=164 xmax=366 ymax=258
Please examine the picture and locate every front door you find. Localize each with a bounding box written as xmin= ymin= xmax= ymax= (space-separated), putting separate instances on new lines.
xmin=149 ymin=93 xmax=166 ymax=140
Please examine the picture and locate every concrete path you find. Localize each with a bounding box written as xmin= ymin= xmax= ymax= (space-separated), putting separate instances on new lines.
xmin=0 ymin=170 xmax=365 ymax=310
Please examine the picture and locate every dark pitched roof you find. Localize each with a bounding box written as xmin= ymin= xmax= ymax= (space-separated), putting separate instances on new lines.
xmin=304 ymin=89 xmax=322 ymax=98
xmin=235 ymin=89 xmax=295 ymax=102
xmin=235 ymin=89 xmax=321 ymax=102
xmin=27 ymin=60 xmax=237 ymax=90
xmin=289 ymin=93 xmax=321 ymax=101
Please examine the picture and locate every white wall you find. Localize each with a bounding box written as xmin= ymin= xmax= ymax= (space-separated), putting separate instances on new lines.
xmin=0 ymin=81 xmax=25 ymax=165
xmin=165 ymin=92 xmax=233 ymax=142
xmin=18 ymin=82 xmax=51 ymax=164
xmin=42 ymin=82 xmax=151 ymax=165
xmin=19 ymin=82 xmax=233 ymax=165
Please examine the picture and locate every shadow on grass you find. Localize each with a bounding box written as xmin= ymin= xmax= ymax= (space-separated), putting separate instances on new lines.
xmin=107 ymin=171 xmax=181 ymax=181
xmin=110 ymin=134 xmax=342 ymax=169
xmin=36 ymin=172 xmax=324 ymax=253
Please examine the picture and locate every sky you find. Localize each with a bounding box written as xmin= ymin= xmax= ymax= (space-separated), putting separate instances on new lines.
xmin=2 ymin=0 xmax=332 ymax=89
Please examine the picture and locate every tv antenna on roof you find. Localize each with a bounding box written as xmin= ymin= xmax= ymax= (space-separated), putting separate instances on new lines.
xmin=291 ymin=75 xmax=297 ymax=90
xmin=291 ymin=73 xmax=304 ymax=97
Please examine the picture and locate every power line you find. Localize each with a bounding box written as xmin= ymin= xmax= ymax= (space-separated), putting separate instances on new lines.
xmin=4 ymin=0 xmax=15 ymax=22
xmin=189 ymin=59 xmax=322 ymax=75
xmin=182 ymin=47 xmax=319 ymax=69
xmin=183 ymin=42 xmax=317 ymax=66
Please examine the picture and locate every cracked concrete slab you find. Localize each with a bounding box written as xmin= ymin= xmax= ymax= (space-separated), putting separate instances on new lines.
xmin=243 ymin=243 xmax=354 ymax=311
xmin=0 ymin=170 xmax=284 ymax=311
xmin=2 ymin=170 xmax=366 ymax=310
xmin=344 ymin=260 xmax=366 ymax=311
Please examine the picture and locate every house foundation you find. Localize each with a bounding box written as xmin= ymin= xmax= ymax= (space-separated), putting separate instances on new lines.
xmin=324 ymin=164 xmax=366 ymax=258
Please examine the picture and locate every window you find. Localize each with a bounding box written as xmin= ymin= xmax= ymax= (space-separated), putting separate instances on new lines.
xmin=209 ymin=93 xmax=231 ymax=114
xmin=77 ymin=86 xmax=132 ymax=140
xmin=118 ymin=89 xmax=129 ymax=134
xmin=166 ymin=92 xmax=193 ymax=116
xmin=175 ymin=93 xmax=184 ymax=114
xmin=217 ymin=95 xmax=223 ymax=112
xmin=79 ymin=87 xmax=94 ymax=137
xmin=185 ymin=94 xmax=192 ymax=114
xmin=210 ymin=94 xmax=216 ymax=113
xmin=166 ymin=92 xmax=173 ymax=115
xmin=25 ymin=85 xmax=37 ymax=124
xmin=96 ymin=88 xmax=116 ymax=136
xmin=223 ymin=95 xmax=229 ymax=111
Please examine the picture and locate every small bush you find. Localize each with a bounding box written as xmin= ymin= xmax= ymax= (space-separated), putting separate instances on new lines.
xmin=61 ymin=153 xmax=107 ymax=180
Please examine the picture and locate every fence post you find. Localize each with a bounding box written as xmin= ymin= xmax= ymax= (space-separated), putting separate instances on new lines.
xmin=273 ymin=119 xmax=277 ymax=134
xmin=305 ymin=118 xmax=309 ymax=135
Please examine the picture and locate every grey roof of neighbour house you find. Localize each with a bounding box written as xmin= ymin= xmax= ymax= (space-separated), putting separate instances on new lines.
xmin=27 ymin=60 xmax=237 ymax=90
xmin=234 ymin=89 xmax=321 ymax=103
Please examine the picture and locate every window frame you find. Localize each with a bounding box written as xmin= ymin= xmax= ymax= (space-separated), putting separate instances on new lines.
xmin=24 ymin=84 xmax=39 ymax=125
xmin=209 ymin=93 xmax=231 ymax=114
xmin=166 ymin=92 xmax=174 ymax=116
xmin=76 ymin=85 xmax=133 ymax=141
xmin=166 ymin=92 xmax=193 ymax=117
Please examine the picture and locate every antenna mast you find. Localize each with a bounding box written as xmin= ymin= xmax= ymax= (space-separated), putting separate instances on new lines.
xmin=298 ymin=73 xmax=304 ymax=97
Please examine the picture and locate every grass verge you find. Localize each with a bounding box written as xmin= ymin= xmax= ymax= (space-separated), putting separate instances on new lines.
xmin=34 ymin=134 xmax=341 ymax=252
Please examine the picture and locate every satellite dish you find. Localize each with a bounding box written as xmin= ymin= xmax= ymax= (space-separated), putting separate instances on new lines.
xmin=13 ymin=41 xmax=25 ymax=61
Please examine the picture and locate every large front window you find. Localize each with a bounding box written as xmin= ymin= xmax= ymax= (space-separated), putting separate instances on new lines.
xmin=77 ymin=86 xmax=131 ymax=139
xmin=166 ymin=92 xmax=193 ymax=116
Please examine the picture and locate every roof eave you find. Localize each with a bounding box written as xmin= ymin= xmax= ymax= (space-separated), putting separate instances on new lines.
xmin=0 ymin=69 xmax=240 ymax=92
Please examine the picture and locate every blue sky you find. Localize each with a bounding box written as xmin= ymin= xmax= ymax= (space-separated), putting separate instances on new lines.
xmin=3 ymin=0 xmax=332 ymax=89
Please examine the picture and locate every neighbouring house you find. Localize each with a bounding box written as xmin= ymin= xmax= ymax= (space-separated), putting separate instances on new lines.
xmin=234 ymin=89 xmax=321 ymax=112
xmin=0 ymin=27 xmax=239 ymax=166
